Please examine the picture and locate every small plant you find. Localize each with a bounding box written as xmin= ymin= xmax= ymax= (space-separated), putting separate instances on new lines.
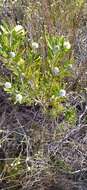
xmin=65 ymin=107 xmax=77 ymax=125
xmin=0 ymin=22 xmax=73 ymax=116
xmin=49 ymin=154 xmax=72 ymax=172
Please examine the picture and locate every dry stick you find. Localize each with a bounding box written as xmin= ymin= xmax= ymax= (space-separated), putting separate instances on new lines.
xmin=59 ymin=124 xmax=87 ymax=143
xmin=15 ymin=117 xmax=32 ymax=171
xmin=49 ymin=124 xmax=87 ymax=155
xmin=68 ymin=59 xmax=87 ymax=91
xmin=0 ymin=111 xmax=6 ymax=128
xmin=41 ymin=0 xmax=53 ymax=34
xmin=67 ymin=3 xmax=87 ymax=90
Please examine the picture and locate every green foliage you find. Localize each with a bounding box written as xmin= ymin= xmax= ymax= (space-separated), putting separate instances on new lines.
xmin=65 ymin=107 xmax=76 ymax=125
xmin=50 ymin=154 xmax=72 ymax=172
xmin=0 ymin=22 xmax=73 ymax=115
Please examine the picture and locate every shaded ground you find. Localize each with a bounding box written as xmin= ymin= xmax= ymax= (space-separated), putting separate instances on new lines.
xmin=0 ymin=88 xmax=87 ymax=190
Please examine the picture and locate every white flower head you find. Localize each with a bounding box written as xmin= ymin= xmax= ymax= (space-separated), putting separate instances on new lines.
xmin=4 ymin=82 xmax=11 ymax=89
xmin=52 ymin=67 xmax=60 ymax=76
xmin=64 ymin=41 xmax=71 ymax=49
xmin=32 ymin=42 xmax=39 ymax=49
xmin=59 ymin=89 xmax=66 ymax=97
xmin=14 ymin=25 xmax=25 ymax=34
xmin=9 ymin=51 xmax=16 ymax=58
xmin=16 ymin=94 xmax=23 ymax=104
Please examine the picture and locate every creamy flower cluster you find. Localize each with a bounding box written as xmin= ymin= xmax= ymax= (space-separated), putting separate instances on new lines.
xmin=64 ymin=41 xmax=71 ymax=49
xmin=4 ymin=82 xmax=23 ymax=103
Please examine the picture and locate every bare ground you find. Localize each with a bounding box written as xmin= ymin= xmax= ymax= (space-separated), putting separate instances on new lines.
xmin=0 ymin=88 xmax=87 ymax=190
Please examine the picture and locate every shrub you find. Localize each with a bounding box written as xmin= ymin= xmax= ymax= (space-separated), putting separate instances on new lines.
xmin=0 ymin=22 xmax=73 ymax=116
